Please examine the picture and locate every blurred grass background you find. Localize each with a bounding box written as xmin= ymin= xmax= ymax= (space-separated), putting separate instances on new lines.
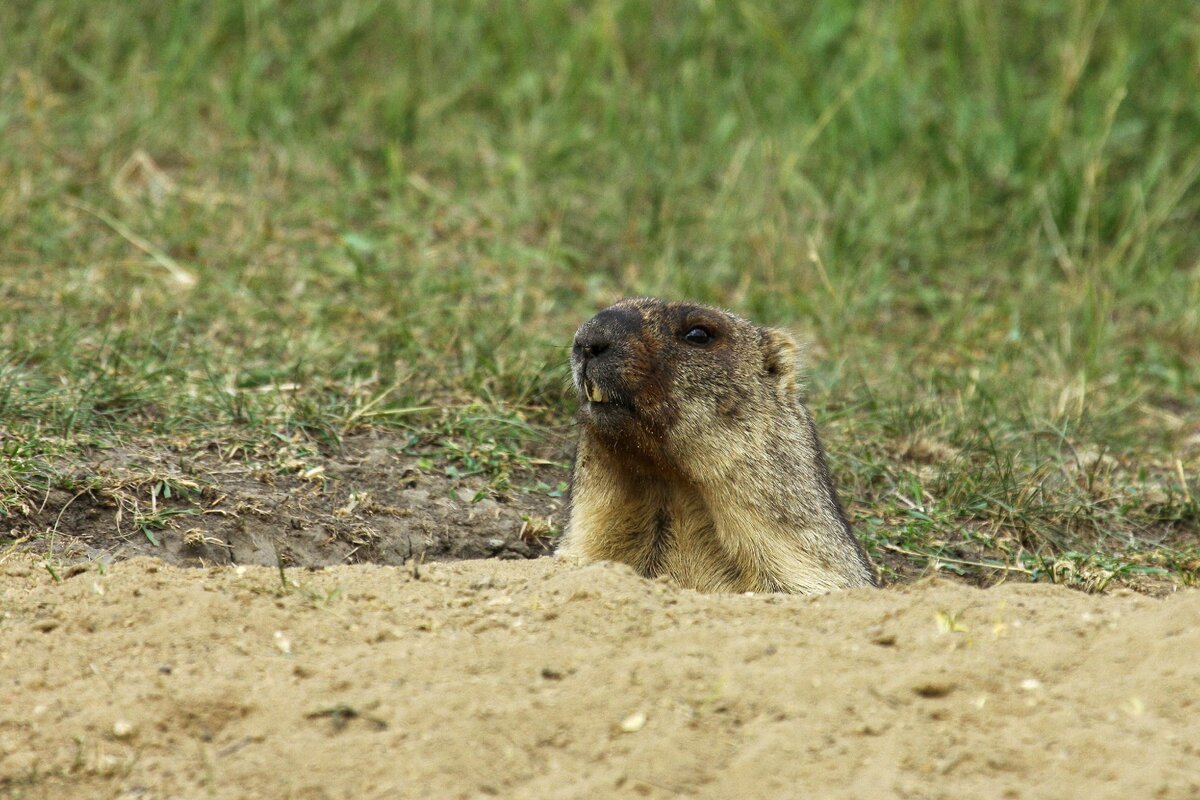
xmin=2 ymin=1 xmax=1198 ymax=586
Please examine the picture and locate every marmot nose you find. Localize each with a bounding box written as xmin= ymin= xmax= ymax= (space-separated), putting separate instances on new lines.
xmin=573 ymin=334 xmax=610 ymax=360
xmin=574 ymin=306 xmax=642 ymax=362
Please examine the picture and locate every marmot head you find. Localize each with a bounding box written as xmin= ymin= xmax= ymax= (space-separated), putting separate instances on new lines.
xmin=571 ymin=297 xmax=802 ymax=476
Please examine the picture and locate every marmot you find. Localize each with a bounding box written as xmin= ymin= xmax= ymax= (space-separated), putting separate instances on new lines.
xmin=557 ymin=297 xmax=877 ymax=593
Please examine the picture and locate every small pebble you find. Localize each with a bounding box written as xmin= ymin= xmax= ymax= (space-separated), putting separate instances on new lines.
xmin=620 ymin=711 xmax=647 ymax=733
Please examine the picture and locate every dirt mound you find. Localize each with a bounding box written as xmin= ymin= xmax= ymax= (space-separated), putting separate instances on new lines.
xmin=2 ymin=556 xmax=1196 ymax=799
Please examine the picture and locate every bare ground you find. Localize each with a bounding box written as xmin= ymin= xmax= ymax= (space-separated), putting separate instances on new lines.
xmin=11 ymin=432 xmax=566 ymax=569
xmin=1 ymin=556 xmax=1197 ymax=799
xmin=3 ymin=433 xmax=1198 ymax=799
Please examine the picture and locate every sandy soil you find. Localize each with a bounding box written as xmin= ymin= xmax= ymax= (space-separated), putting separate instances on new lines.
xmin=2 ymin=555 xmax=1197 ymax=800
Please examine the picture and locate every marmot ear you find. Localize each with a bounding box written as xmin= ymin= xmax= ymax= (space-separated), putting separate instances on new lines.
xmin=761 ymin=327 xmax=801 ymax=400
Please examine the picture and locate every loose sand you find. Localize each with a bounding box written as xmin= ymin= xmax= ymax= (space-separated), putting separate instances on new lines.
xmin=2 ymin=556 xmax=1197 ymax=799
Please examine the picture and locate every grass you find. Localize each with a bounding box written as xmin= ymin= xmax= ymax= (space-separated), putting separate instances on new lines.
xmin=1 ymin=1 xmax=1197 ymax=591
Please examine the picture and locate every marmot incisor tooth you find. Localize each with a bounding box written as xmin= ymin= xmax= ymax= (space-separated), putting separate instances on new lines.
xmin=557 ymin=297 xmax=877 ymax=593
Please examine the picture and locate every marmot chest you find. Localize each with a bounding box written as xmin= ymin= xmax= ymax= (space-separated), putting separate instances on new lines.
xmin=651 ymin=494 xmax=751 ymax=593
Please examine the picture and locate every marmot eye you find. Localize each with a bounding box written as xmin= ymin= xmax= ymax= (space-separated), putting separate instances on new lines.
xmin=683 ymin=326 xmax=713 ymax=345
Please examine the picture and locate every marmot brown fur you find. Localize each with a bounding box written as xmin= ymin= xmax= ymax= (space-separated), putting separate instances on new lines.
xmin=557 ymin=297 xmax=877 ymax=593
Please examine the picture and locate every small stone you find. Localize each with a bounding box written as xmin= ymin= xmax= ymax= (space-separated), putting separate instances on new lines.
xmin=370 ymin=627 xmax=399 ymax=643
xmin=1020 ymin=678 xmax=1042 ymax=691
xmin=912 ymin=681 xmax=956 ymax=699
xmin=869 ymin=627 xmax=897 ymax=646
xmin=113 ymin=719 xmax=135 ymax=739
xmin=620 ymin=711 xmax=647 ymax=733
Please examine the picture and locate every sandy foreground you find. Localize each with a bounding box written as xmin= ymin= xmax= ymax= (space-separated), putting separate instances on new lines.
xmin=1 ymin=556 xmax=1197 ymax=800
